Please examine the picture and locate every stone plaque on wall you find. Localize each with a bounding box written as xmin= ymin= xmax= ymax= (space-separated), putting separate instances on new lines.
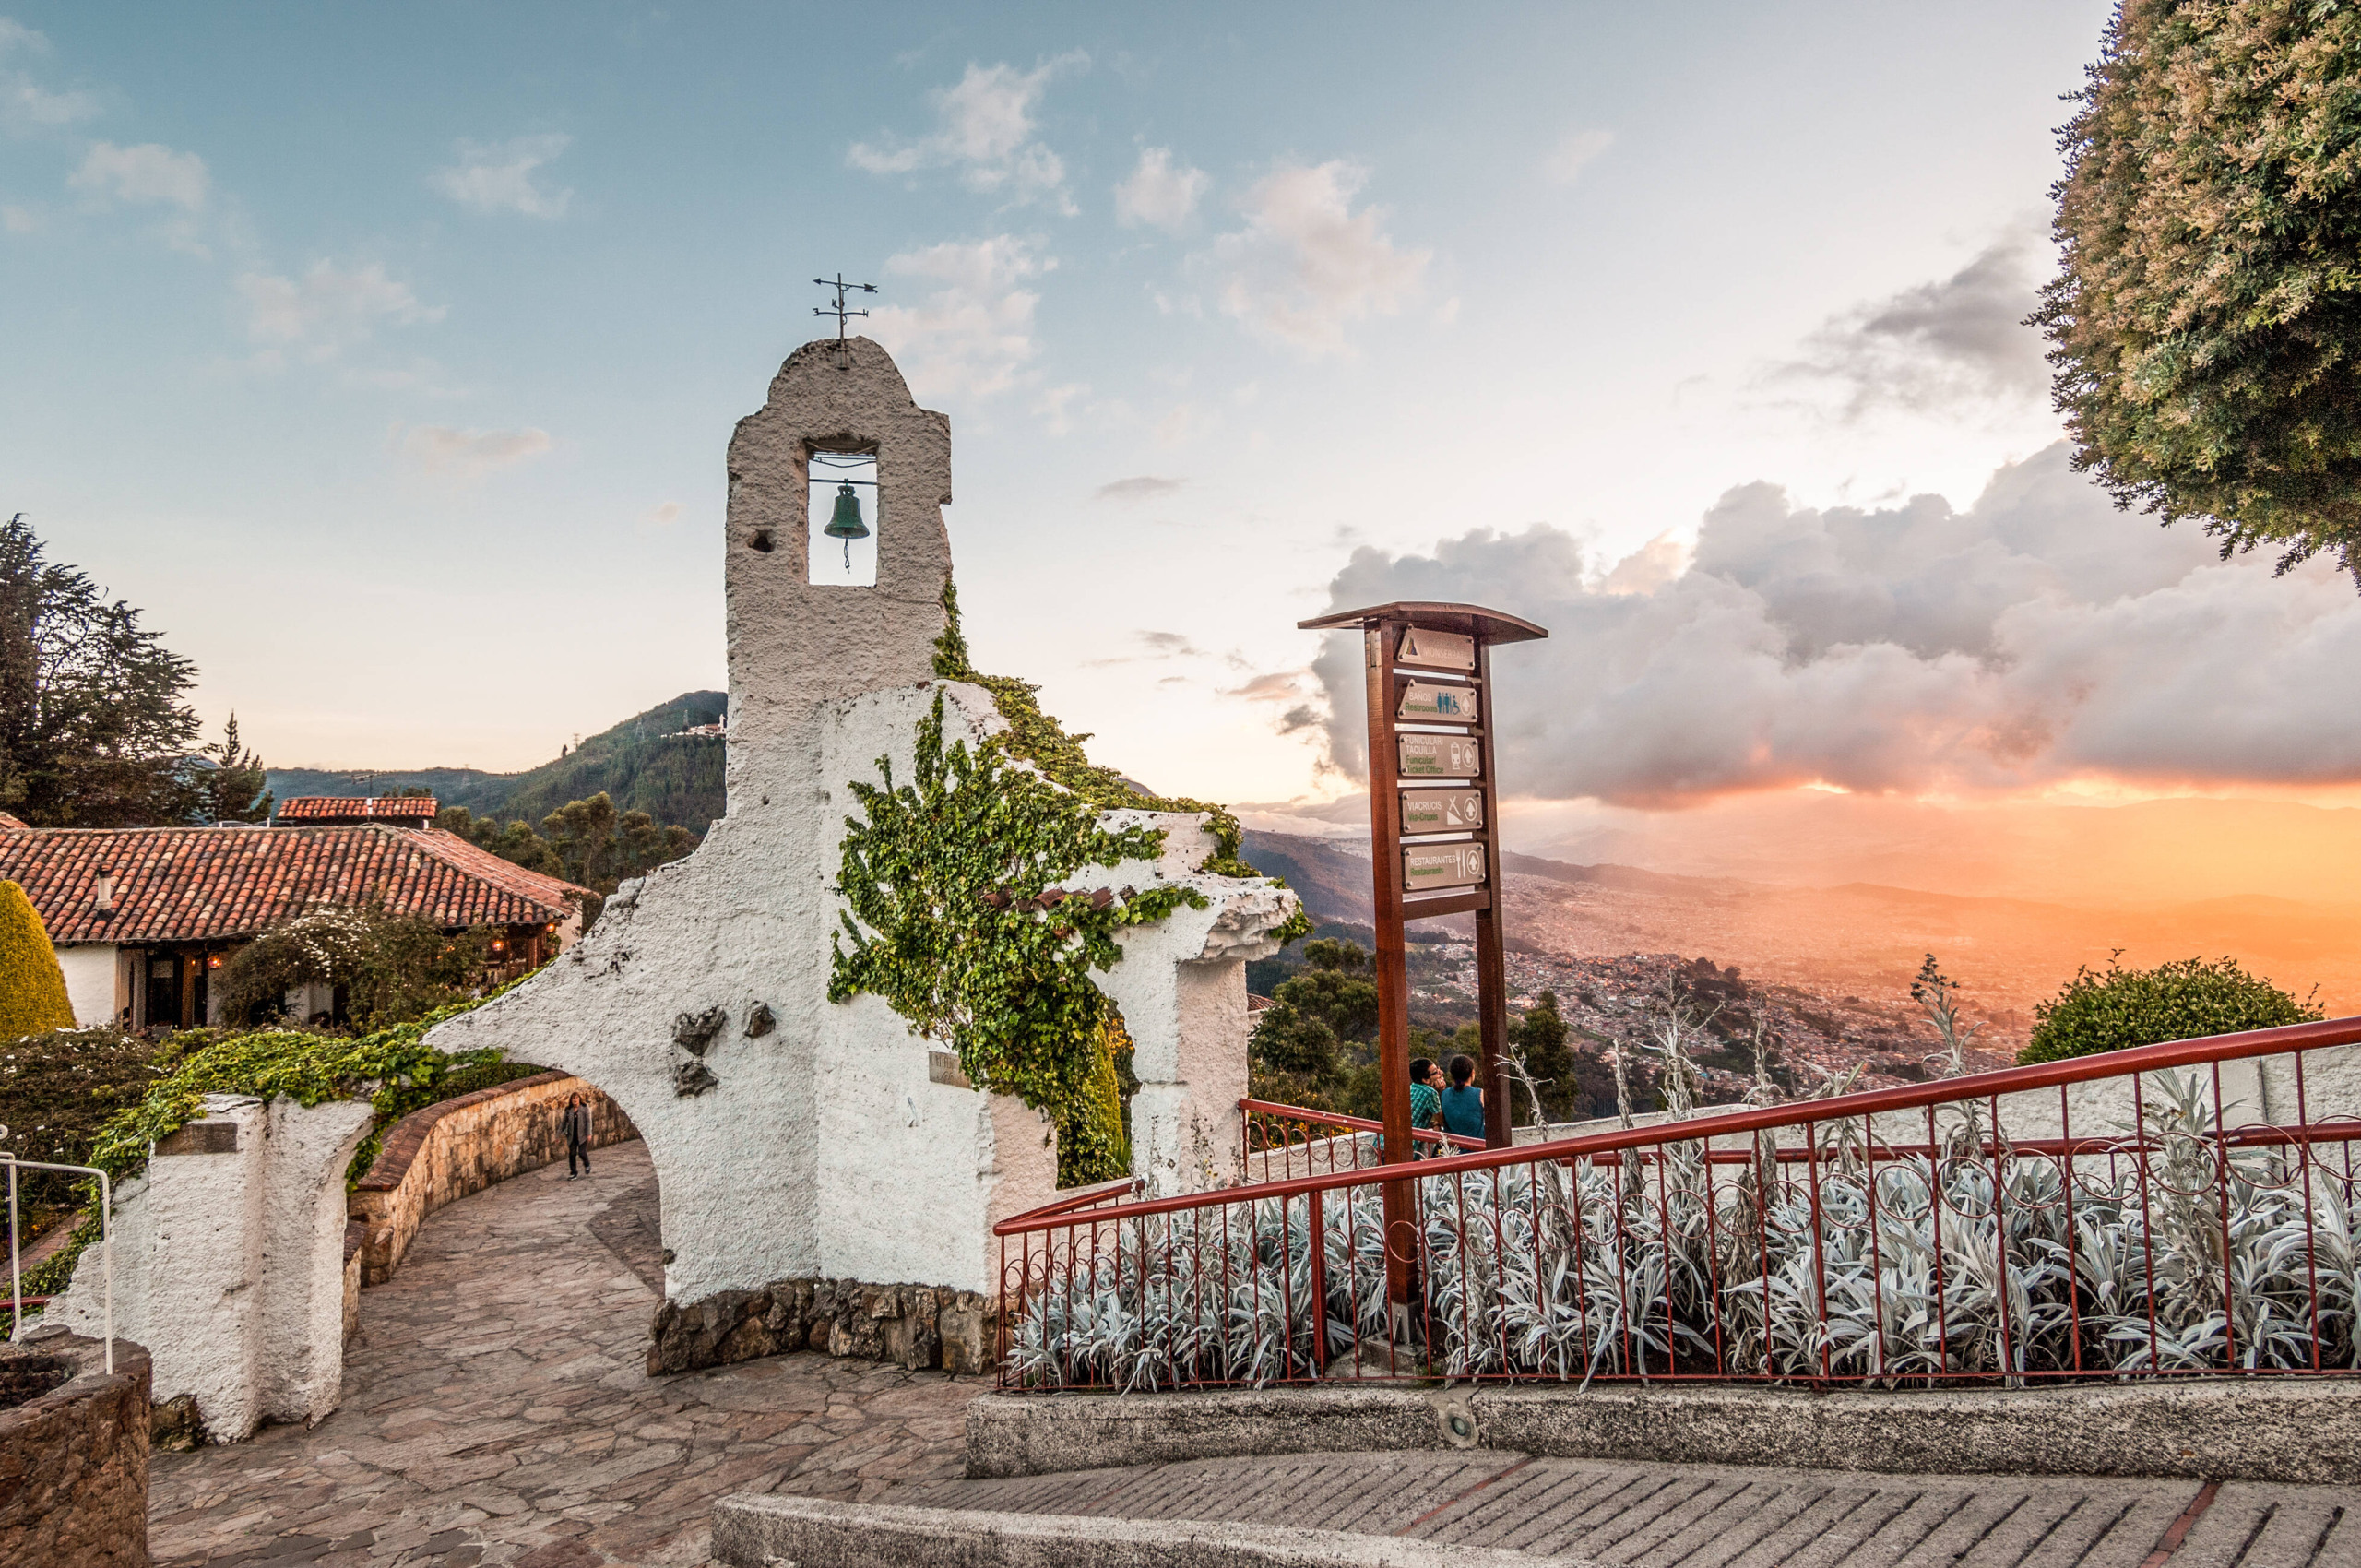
xmin=1397 ymin=681 xmax=1478 ymax=722
xmin=1402 ymin=841 xmax=1487 ymax=893
xmin=1398 ymin=732 xmax=1481 ymax=778
xmin=1400 ymin=788 xmax=1484 ymax=835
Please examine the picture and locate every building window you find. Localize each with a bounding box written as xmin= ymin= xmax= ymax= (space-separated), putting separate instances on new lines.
xmin=807 ymin=449 xmax=878 ymax=587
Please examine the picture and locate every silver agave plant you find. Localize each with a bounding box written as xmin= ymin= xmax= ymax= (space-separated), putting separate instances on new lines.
xmin=1004 ymin=1070 xmax=2360 ymax=1390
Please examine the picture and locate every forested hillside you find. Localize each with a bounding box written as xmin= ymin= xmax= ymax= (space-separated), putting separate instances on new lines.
xmin=268 ymin=691 xmax=728 ymax=834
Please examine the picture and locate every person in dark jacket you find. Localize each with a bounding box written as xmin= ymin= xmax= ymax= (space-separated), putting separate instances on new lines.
xmin=562 ymin=1093 xmax=593 ymax=1178
xmin=1439 ymin=1055 xmax=1486 ymax=1141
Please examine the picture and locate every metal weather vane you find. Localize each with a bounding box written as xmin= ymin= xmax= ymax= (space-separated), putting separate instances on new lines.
xmin=813 ymin=274 xmax=878 ymax=341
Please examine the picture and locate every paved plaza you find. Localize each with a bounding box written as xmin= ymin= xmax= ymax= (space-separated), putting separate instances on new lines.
xmin=148 ymin=1143 xmax=981 ymax=1567
xmin=896 ymin=1452 xmax=2353 ymax=1566
xmin=149 ymin=1139 xmax=2355 ymax=1567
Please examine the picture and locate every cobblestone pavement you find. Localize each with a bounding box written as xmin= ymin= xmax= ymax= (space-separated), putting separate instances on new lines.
xmin=148 ymin=1140 xmax=2354 ymax=1568
xmin=148 ymin=1142 xmax=983 ymax=1568
xmin=896 ymin=1453 xmax=2355 ymax=1565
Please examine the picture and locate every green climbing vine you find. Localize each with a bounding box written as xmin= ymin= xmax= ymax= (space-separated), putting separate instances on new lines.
xmin=931 ymin=578 xmax=1312 ymax=944
xmin=828 ymin=689 xmax=1204 ymax=1185
xmin=6 ymin=981 xmax=536 ymax=1325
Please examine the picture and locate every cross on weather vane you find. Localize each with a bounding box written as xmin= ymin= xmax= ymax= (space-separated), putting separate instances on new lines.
xmin=813 ymin=274 xmax=878 ymax=341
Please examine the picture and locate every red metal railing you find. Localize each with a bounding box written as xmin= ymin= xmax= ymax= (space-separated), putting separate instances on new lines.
xmin=1240 ymin=1098 xmax=1482 ymax=1182
xmin=996 ymin=1018 xmax=2361 ymax=1392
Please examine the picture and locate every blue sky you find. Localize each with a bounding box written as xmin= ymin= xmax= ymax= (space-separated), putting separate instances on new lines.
xmin=3 ymin=3 xmax=2128 ymax=803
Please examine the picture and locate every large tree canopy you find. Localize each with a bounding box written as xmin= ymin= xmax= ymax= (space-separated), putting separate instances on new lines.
xmin=0 ymin=513 xmax=267 ymax=825
xmin=2034 ymin=1 xmax=2361 ymax=575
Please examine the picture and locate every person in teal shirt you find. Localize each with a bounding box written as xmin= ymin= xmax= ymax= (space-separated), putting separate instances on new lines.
xmin=1408 ymin=1057 xmax=1442 ymax=1157
xmin=1440 ymin=1054 xmax=1486 ymax=1141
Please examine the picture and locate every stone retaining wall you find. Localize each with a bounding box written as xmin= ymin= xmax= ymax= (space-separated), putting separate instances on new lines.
xmin=0 ymin=1330 xmax=150 ymax=1568
xmin=649 ymin=1278 xmax=999 ymax=1378
xmin=350 ymin=1071 xmax=637 ymax=1285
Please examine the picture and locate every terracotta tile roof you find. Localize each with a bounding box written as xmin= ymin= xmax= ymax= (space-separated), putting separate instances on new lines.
xmin=0 ymin=825 xmax=592 ymax=944
xmin=276 ymin=796 xmax=441 ymax=824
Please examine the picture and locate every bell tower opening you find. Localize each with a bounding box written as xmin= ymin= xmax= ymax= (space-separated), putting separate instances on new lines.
xmin=807 ymin=448 xmax=878 ymax=586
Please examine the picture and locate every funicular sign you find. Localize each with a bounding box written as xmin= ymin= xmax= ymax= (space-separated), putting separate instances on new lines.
xmin=1298 ymin=600 xmax=1548 ymax=1320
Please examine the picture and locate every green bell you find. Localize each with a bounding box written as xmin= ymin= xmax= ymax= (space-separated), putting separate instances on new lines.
xmin=823 ymin=481 xmax=869 ymax=569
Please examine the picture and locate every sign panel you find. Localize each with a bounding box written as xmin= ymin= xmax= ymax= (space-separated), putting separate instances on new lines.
xmin=1401 ymin=788 xmax=1484 ymax=835
xmin=1398 ymin=626 xmax=1477 ymax=671
xmin=1403 ymin=841 xmax=1487 ymax=894
xmin=1398 ymin=732 xmax=1481 ymax=778
xmin=1397 ymin=681 xmax=1478 ymax=723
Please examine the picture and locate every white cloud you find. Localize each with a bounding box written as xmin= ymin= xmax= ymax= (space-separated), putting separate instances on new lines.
xmin=397 ymin=424 xmax=552 ymax=478
xmin=1774 ymin=237 xmax=2049 ymax=417
xmin=432 ymin=133 xmax=573 ymax=219
xmin=1034 ymin=381 xmax=1086 ymax=434
xmin=1115 ymin=147 xmax=1207 ymax=232
xmin=1209 ymin=161 xmax=1430 ymax=357
xmin=69 ymin=141 xmax=208 ymax=209
xmin=239 ymin=261 xmax=444 ymax=363
xmin=1096 ymin=475 xmax=1182 ymax=502
xmin=1544 ymin=127 xmax=1615 ymax=184
xmin=0 ymin=18 xmax=98 ymax=130
xmin=1 ymin=203 xmax=38 ymax=233
xmin=848 ymin=55 xmax=1084 ymax=209
xmin=867 ymin=236 xmax=1050 ymax=398
xmin=1309 ymin=445 xmax=2361 ymax=804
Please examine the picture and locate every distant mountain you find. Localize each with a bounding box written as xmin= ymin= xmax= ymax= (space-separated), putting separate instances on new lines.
xmin=268 ymin=691 xmax=729 ymax=835
xmin=1240 ymin=830 xmax=1372 ymax=924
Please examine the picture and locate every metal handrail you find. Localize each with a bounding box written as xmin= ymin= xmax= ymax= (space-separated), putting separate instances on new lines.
xmin=1001 ymin=1015 xmax=2361 ymax=1234
xmin=3 ymin=1155 xmax=113 ymax=1373
xmin=999 ymin=1175 xmax=1147 ymax=1227
xmin=1238 ymin=1098 xmax=1484 ymax=1151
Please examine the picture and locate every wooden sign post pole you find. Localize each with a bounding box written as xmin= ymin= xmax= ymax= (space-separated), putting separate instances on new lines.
xmin=1299 ymin=601 xmax=1548 ymax=1328
xmin=1361 ymin=618 xmax=1414 ymax=1311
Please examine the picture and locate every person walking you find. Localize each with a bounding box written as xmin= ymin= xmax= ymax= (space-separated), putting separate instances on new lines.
xmin=1408 ymin=1057 xmax=1442 ymax=1158
xmin=562 ymin=1092 xmax=593 ymax=1179
xmin=1440 ymin=1055 xmax=1486 ymax=1143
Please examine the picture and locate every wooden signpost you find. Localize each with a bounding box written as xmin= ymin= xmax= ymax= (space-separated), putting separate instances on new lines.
xmin=1298 ymin=601 xmax=1548 ymax=1318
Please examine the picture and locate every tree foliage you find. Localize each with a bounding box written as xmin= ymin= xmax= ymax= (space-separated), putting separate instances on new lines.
xmin=828 ymin=691 xmax=1204 ymax=1186
xmin=0 ymin=879 xmax=73 ymax=1039
xmin=1249 ymin=937 xmax=1380 ymax=1111
xmin=0 ymin=513 xmax=212 ymax=825
xmin=219 ymin=903 xmax=494 ymax=1030
xmin=2019 ymin=952 xmax=2321 ymax=1063
xmin=437 ymin=790 xmax=696 ymax=899
xmin=2035 ymin=2 xmax=2361 ymax=574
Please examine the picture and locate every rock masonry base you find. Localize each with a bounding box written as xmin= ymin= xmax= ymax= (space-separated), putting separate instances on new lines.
xmin=710 ymin=1493 xmax=1543 ymax=1568
xmin=649 ymin=1278 xmax=999 ymax=1377
xmin=965 ymin=1377 xmax=2361 ymax=1488
xmin=0 ymin=1331 xmax=151 ymax=1568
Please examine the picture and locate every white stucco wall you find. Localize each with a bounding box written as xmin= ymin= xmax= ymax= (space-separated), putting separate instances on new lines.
xmin=48 ymin=1093 xmax=374 ymax=1442
xmin=428 ymin=338 xmax=1295 ymax=1313
xmin=57 ymin=944 xmax=117 ymax=1028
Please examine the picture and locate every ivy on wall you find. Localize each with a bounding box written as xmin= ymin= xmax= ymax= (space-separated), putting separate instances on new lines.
xmin=931 ymin=579 xmax=1312 ymax=943
xmin=4 ymin=984 xmax=534 ymax=1317
xmin=828 ymin=690 xmax=1200 ymax=1185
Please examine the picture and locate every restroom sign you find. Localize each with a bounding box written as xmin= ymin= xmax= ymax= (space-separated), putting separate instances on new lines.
xmin=1398 ymin=682 xmax=1478 ymax=722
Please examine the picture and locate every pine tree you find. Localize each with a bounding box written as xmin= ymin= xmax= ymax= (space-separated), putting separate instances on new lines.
xmin=0 ymin=514 xmax=202 ymax=825
xmin=0 ymin=880 xmax=76 ymax=1038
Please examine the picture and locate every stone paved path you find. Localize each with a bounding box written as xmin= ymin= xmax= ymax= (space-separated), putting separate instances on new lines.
xmin=895 ymin=1454 xmax=2355 ymax=1565
xmin=150 ymin=1139 xmax=2355 ymax=1567
xmin=148 ymin=1142 xmax=985 ymax=1568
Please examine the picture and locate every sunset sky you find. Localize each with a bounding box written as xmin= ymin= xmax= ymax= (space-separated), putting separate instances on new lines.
xmin=12 ymin=0 xmax=2360 ymax=915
